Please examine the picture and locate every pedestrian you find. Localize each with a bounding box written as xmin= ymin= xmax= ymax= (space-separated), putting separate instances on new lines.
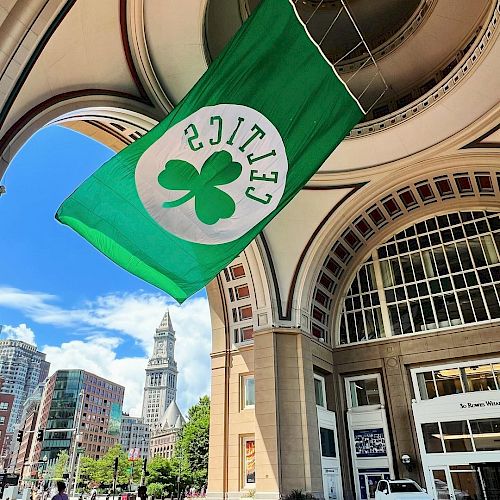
xmin=51 ymin=482 xmax=69 ymax=500
xmin=90 ymin=488 xmax=97 ymax=500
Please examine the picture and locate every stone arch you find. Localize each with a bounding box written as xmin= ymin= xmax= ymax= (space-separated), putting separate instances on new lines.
xmin=0 ymin=96 xmax=159 ymax=176
xmin=295 ymin=154 xmax=499 ymax=345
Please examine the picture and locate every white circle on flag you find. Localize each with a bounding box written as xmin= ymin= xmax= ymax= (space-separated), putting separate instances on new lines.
xmin=135 ymin=104 xmax=288 ymax=244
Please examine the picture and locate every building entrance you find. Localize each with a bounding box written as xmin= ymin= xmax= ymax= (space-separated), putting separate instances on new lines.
xmin=431 ymin=463 xmax=500 ymax=499
xmin=431 ymin=465 xmax=482 ymax=499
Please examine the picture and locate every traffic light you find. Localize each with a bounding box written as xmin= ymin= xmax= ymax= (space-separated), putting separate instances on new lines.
xmin=37 ymin=429 xmax=44 ymax=441
xmin=16 ymin=430 xmax=23 ymax=443
xmin=113 ymin=456 xmax=119 ymax=474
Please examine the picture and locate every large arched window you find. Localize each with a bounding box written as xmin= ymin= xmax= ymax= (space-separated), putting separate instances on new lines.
xmin=339 ymin=211 xmax=499 ymax=344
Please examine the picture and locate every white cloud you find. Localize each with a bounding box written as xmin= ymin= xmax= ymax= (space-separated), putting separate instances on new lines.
xmin=0 ymin=286 xmax=212 ymax=416
xmin=1 ymin=323 xmax=36 ymax=344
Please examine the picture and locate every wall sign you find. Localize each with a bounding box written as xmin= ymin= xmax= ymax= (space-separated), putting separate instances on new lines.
xmin=354 ymin=428 xmax=387 ymax=457
xmin=459 ymin=400 xmax=500 ymax=409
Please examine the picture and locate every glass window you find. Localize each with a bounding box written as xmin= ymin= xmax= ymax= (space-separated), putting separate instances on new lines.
xmin=390 ymin=483 xmax=420 ymax=493
xmin=470 ymin=418 xmax=500 ymax=451
xmin=462 ymin=365 xmax=497 ymax=392
xmin=243 ymin=376 xmax=255 ymax=408
xmin=314 ymin=377 xmax=325 ymax=408
xmin=416 ymin=371 xmax=436 ymax=400
xmin=320 ymin=427 xmax=336 ymax=457
xmin=441 ymin=421 xmax=473 ymax=452
xmin=421 ymin=423 xmax=443 ymax=453
xmin=243 ymin=437 xmax=255 ymax=486
xmin=450 ymin=471 xmax=482 ymax=500
xmin=350 ymin=378 xmax=381 ymax=407
xmin=338 ymin=211 xmax=500 ymax=345
xmin=434 ymin=369 xmax=463 ymax=396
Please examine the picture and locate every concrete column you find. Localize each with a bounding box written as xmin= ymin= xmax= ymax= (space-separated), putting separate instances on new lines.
xmin=254 ymin=329 xmax=323 ymax=499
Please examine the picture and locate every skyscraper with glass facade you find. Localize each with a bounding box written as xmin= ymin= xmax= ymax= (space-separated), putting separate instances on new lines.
xmin=0 ymin=340 xmax=49 ymax=433
xmin=35 ymin=370 xmax=125 ymax=465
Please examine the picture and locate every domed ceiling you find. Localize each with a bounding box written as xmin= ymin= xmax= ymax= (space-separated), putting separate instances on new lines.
xmin=205 ymin=0 xmax=490 ymax=121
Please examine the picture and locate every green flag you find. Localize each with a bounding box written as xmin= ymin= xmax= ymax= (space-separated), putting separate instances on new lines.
xmin=56 ymin=0 xmax=364 ymax=303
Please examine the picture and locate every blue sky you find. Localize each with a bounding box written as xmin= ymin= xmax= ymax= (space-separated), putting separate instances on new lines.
xmin=0 ymin=126 xmax=211 ymax=415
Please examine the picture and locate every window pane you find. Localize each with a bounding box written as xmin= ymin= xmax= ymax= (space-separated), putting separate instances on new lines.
xmin=314 ymin=378 xmax=325 ymax=407
xmin=432 ymin=470 xmax=450 ymax=499
xmin=417 ymin=372 xmax=436 ymax=400
xmin=380 ymin=260 xmax=393 ymax=287
xmin=469 ymin=238 xmax=487 ymax=267
xmin=450 ymin=471 xmax=482 ymax=500
xmin=441 ymin=421 xmax=473 ymax=452
xmin=389 ymin=305 xmax=402 ymax=336
xmin=457 ymin=241 xmax=473 ymax=269
xmin=445 ymin=293 xmax=462 ymax=326
xmin=421 ymin=423 xmax=443 ymax=453
xmin=411 ymin=253 xmax=425 ymax=280
xmin=244 ymin=377 xmax=255 ymax=407
xmin=391 ymin=259 xmax=403 ymax=285
xmin=435 ymin=369 xmax=463 ymax=396
xmin=445 ymin=244 xmax=461 ymax=273
xmin=320 ymin=427 xmax=336 ymax=457
xmin=350 ymin=378 xmax=381 ymax=407
xmin=469 ymin=288 xmax=488 ymax=321
xmin=399 ymin=303 xmax=413 ymax=333
xmin=409 ymin=300 xmax=424 ymax=331
xmin=470 ymin=418 xmax=500 ymax=451
xmin=463 ymin=365 xmax=496 ymax=392
xmin=481 ymin=234 xmax=499 ymax=265
xmin=457 ymin=291 xmax=475 ymax=323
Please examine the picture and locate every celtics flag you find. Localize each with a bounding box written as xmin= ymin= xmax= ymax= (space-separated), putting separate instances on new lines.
xmin=56 ymin=0 xmax=364 ymax=302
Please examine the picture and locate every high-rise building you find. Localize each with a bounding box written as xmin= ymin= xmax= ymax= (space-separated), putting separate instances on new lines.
xmin=15 ymin=383 xmax=44 ymax=478
xmin=0 ymin=340 xmax=50 ymax=434
xmin=0 ymin=378 xmax=15 ymax=470
xmin=35 ymin=370 xmax=124 ymax=467
xmin=142 ymin=312 xmax=178 ymax=427
xmin=119 ymin=414 xmax=150 ymax=460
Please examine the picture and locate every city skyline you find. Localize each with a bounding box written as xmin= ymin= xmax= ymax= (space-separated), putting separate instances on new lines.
xmin=0 ymin=126 xmax=211 ymax=416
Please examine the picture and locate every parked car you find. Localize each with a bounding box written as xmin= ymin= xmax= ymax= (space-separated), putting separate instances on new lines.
xmin=374 ymin=479 xmax=433 ymax=499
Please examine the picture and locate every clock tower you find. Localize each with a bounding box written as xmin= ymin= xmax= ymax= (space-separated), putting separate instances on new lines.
xmin=141 ymin=311 xmax=178 ymax=427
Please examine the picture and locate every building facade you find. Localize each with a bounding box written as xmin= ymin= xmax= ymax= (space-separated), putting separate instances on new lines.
xmin=0 ymin=340 xmax=49 ymax=434
xmin=0 ymin=0 xmax=498 ymax=498
xmin=142 ymin=312 xmax=178 ymax=427
xmin=0 ymin=378 xmax=15 ymax=471
xmin=36 ymin=370 xmax=124 ymax=465
xmin=14 ymin=383 xmax=44 ymax=479
xmin=120 ymin=414 xmax=150 ymax=460
xmin=149 ymin=400 xmax=185 ymax=459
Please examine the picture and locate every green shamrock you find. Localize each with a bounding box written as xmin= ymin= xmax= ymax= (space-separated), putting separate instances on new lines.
xmin=158 ymin=150 xmax=242 ymax=225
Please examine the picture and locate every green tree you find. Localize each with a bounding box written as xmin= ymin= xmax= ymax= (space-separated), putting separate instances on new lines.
xmin=90 ymin=444 xmax=141 ymax=488
xmin=53 ymin=450 xmax=69 ymax=480
xmin=78 ymin=456 xmax=98 ymax=487
xmin=146 ymin=482 xmax=165 ymax=499
xmin=175 ymin=395 xmax=210 ymax=490
xmin=146 ymin=456 xmax=177 ymax=496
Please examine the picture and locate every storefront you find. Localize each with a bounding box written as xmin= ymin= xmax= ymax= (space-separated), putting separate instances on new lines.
xmin=412 ymin=359 xmax=500 ymax=499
